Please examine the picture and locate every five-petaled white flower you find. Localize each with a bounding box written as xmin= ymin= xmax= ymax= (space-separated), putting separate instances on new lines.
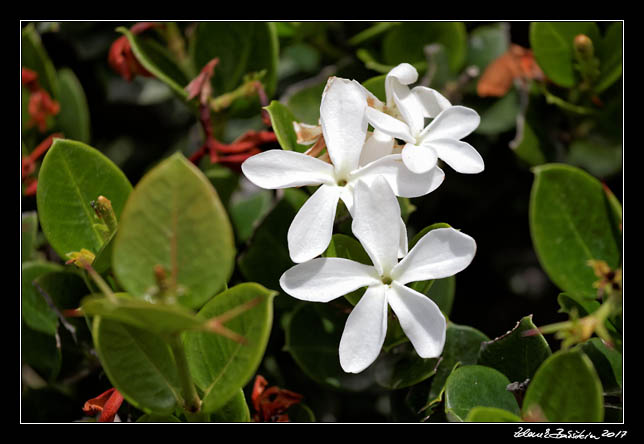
xmin=280 ymin=177 xmax=477 ymax=373
xmin=242 ymin=76 xmax=444 ymax=263
xmin=364 ymin=63 xmax=485 ymax=175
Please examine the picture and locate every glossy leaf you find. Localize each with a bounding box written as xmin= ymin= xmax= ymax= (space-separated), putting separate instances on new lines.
xmin=513 ymin=121 xmax=546 ymax=167
xmin=81 ymin=293 xmax=207 ymax=336
xmin=475 ymin=89 xmax=520 ymax=135
xmin=190 ymin=22 xmax=279 ymax=97
xmin=465 ymin=406 xmax=522 ymax=422
xmin=530 ymin=164 xmax=621 ymax=299
xmin=183 ymin=283 xmax=276 ymax=413
xmin=529 ymin=22 xmax=600 ymax=88
xmin=374 ymin=342 xmax=440 ymax=390
xmin=22 ymin=212 xmax=39 ymax=263
xmin=522 ymin=350 xmax=604 ymax=422
xmin=56 ymin=68 xmax=91 ymax=143
xmin=467 ymin=23 xmax=510 ymax=71
xmin=22 ymin=322 xmax=62 ymax=382
xmin=478 ymin=315 xmax=552 ymax=383
xmin=285 ymin=302 xmax=377 ymax=392
xmin=210 ymin=389 xmax=251 ymax=422
xmin=22 ymin=24 xmax=59 ymax=98
xmin=136 ymin=413 xmax=181 ymax=422
xmin=36 ymin=139 xmax=132 ymax=260
xmin=21 ymin=261 xmax=63 ymax=336
xmin=264 ymin=101 xmax=308 ymax=153
xmin=577 ymin=338 xmax=622 ymax=395
xmin=117 ymin=27 xmax=190 ymax=100
xmin=595 ymin=22 xmax=623 ymax=93
xmin=444 ymin=365 xmax=520 ymax=422
xmin=382 ymin=22 xmax=467 ymax=73
xmin=112 ymin=152 xmax=235 ymax=309
xmin=93 ymin=317 xmax=182 ymax=414
xmin=229 ymin=189 xmax=273 ymax=244
xmin=427 ymin=323 xmax=490 ymax=404
xmin=285 ymin=82 xmax=325 ymax=125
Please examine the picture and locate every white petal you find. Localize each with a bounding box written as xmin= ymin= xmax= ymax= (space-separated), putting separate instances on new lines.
xmin=420 ymin=105 xmax=481 ymax=142
xmin=351 ymin=79 xmax=384 ymax=109
xmin=280 ymin=258 xmax=380 ymax=302
xmin=339 ymin=284 xmax=389 ymax=373
xmin=351 ymin=153 xmax=445 ymax=198
xmin=411 ymin=86 xmax=452 ymax=118
xmin=390 ymin=81 xmax=425 ymax=136
xmin=241 ymin=149 xmax=335 ymax=189
xmin=391 ymin=227 xmax=476 ymax=285
xmin=385 ymin=63 xmax=419 ymax=106
xmin=351 ymin=178 xmax=401 ymax=277
xmin=320 ymin=77 xmax=368 ymax=176
xmin=427 ymin=139 xmax=485 ymax=174
xmin=398 ymin=217 xmax=408 ymax=258
xmin=358 ymin=129 xmax=395 ymax=167
xmin=387 ymin=281 xmax=446 ymax=358
xmin=287 ymin=184 xmax=342 ymax=263
xmin=401 ymin=143 xmax=438 ymax=174
xmin=365 ymin=107 xmax=415 ymax=143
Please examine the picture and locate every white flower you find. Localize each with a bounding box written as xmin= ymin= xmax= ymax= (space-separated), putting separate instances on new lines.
xmin=280 ymin=176 xmax=477 ymax=373
xmin=242 ymin=77 xmax=444 ymax=263
xmin=364 ymin=63 xmax=484 ymax=175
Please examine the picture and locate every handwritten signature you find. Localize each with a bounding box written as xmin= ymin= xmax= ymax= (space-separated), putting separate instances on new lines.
xmin=514 ymin=427 xmax=627 ymax=439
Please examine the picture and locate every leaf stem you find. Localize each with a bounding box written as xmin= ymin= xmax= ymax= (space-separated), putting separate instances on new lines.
xmin=168 ymin=333 xmax=202 ymax=415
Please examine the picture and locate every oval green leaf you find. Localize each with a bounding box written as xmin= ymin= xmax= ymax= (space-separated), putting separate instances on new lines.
xmin=465 ymin=406 xmax=522 ymax=422
xmin=522 ymin=350 xmax=604 ymax=422
xmin=93 ymin=317 xmax=182 ymax=414
xmin=56 ymin=68 xmax=91 ymax=143
xmin=264 ymin=101 xmax=308 ymax=153
xmin=21 ymin=261 xmax=63 ymax=336
xmin=444 ymin=365 xmax=520 ymax=422
xmin=36 ymin=139 xmax=132 ymax=260
xmin=529 ymin=164 xmax=621 ymax=299
xmin=478 ymin=315 xmax=552 ymax=383
xmin=529 ymin=22 xmax=600 ymax=88
xmin=112 ymin=152 xmax=235 ymax=309
xmin=183 ymin=283 xmax=276 ymax=413
xmin=210 ymin=388 xmax=251 ymax=422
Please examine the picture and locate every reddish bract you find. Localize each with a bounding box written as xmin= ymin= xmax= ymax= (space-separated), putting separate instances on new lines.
xmin=108 ymin=22 xmax=160 ymax=82
xmin=477 ymin=44 xmax=544 ymax=98
xmin=82 ymin=387 xmax=124 ymax=422
xmin=251 ymin=375 xmax=303 ymax=422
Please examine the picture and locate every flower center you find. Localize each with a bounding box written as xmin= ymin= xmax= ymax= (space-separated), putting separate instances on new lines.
xmin=381 ymin=276 xmax=392 ymax=285
xmin=337 ymin=178 xmax=348 ymax=187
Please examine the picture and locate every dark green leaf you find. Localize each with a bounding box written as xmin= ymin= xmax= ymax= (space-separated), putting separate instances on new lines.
xmin=285 ymin=82 xmax=325 ymax=125
xmin=136 ymin=413 xmax=181 ymax=422
xmin=475 ymin=89 xmax=520 ymax=135
xmin=530 ymin=164 xmax=621 ymax=299
xmin=229 ymin=189 xmax=273 ymax=244
xmin=93 ymin=317 xmax=182 ymax=414
xmin=465 ymin=406 xmax=522 ymax=422
xmin=264 ymin=101 xmax=309 ymax=152
xmin=22 ymin=23 xmax=59 ymax=98
xmin=576 ymin=338 xmax=622 ymax=395
xmin=22 ymin=212 xmax=39 ymax=263
xmin=21 ymin=322 xmax=62 ymax=382
xmin=478 ymin=315 xmax=552 ymax=383
xmin=36 ymin=139 xmax=132 ymax=260
xmin=56 ymin=68 xmax=91 ymax=143
xmin=210 ymin=389 xmax=251 ymax=422
xmin=184 ymin=283 xmax=276 ymax=413
xmin=466 ymin=23 xmax=510 ymax=71
xmin=512 ymin=121 xmax=546 ymax=167
xmin=522 ymin=350 xmax=604 ymax=421
xmin=375 ymin=342 xmax=440 ymax=390
xmin=21 ymin=261 xmax=63 ymax=336
xmin=112 ymin=152 xmax=235 ymax=309
xmin=444 ymin=365 xmax=520 ymax=422
xmin=529 ymin=22 xmax=600 ymax=88
xmin=595 ymin=22 xmax=623 ymax=93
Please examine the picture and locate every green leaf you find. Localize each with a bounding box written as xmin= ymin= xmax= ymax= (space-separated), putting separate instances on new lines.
xmin=238 ymin=188 xmax=308 ymax=290
xmin=183 ymin=283 xmax=276 ymax=413
xmin=112 ymin=152 xmax=235 ymax=309
xmin=530 ymin=164 xmax=621 ymax=299
xmin=362 ymin=75 xmax=386 ymax=102
xmin=93 ymin=317 xmax=182 ymax=414
xmin=475 ymin=89 xmax=520 ymax=135
xmin=285 ymin=302 xmax=376 ymax=392
xmin=21 ymin=322 xmax=62 ymax=382
xmin=56 ymin=68 xmax=91 ymax=143
xmin=117 ymin=27 xmax=190 ymax=100
xmin=477 ymin=315 xmax=552 ymax=383
xmin=21 ymin=261 xmax=63 ymax=336
xmin=210 ymin=389 xmax=251 ymax=422
xmin=22 ymin=23 xmax=59 ymax=98
xmin=285 ymin=82 xmax=325 ymax=125
xmin=264 ymin=101 xmax=308 ymax=152
xmin=229 ymin=189 xmax=273 ymax=244
xmin=22 ymin=212 xmax=39 ymax=262
xmin=374 ymin=342 xmax=440 ymax=390
xmin=595 ymin=22 xmax=623 ymax=93
xmin=382 ymin=22 xmax=467 ymax=73
xmin=513 ymin=121 xmax=546 ymax=167
xmin=566 ymin=137 xmax=622 ymax=179
xmin=136 ymin=413 xmax=181 ymax=422
xmin=576 ymin=338 xmax=622 ymax=395
xmin=529 ymin=22 xmax=600 ymax=88
xmin=465 ymin=406 xmax=522 ymax=422
xmin=522 ymin=350 xmax=604 ymax=421
xmin=36 ymin=139 xmax=132 ymax=260
xmin=82 ymin=293 xmax=207 ymax=335
xmin=190 ymin=22 xmax=279 ymax=98
xmin=444 ymin=365 xmax=520 ymax=422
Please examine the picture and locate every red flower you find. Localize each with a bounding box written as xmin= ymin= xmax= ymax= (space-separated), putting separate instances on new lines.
xmin=22 ymin=67 xmax=60 ymax=132
xmin=251 ymin=375 xmax=303 ymax=422
xmin=108 ymin=22 xmax=160 ymax=82
xmin=82 ymin=387 xmax=124 ymax=422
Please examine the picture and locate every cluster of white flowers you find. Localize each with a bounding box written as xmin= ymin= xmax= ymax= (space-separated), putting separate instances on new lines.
xmin=242 ymin=63 xmax=482 ymax=373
